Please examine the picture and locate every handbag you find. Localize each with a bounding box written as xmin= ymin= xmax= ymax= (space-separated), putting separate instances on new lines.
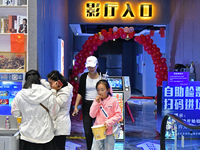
xmin=100 ymin=105 xmax=121 ymax=138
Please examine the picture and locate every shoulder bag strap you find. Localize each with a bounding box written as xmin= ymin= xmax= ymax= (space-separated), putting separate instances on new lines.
xmin=100 ymin=105 xmax=109 ymax=118
xmin=40 ymin=103 xmax=49 ymax=113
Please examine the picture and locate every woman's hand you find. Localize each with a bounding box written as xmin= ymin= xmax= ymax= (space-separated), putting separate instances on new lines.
xmin=72 ymin=107 xmax=79 ymax=116
xmin=95 ymin=95 xmax=101 ymax=103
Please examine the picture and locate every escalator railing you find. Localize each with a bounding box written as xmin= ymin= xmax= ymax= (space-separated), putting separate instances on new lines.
xmin=160 ymin=114 xmax=200 ymax=150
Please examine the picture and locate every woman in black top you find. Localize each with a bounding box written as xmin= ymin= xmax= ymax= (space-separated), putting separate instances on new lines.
xmin=72 ymin=56 xmax=101 ymax=150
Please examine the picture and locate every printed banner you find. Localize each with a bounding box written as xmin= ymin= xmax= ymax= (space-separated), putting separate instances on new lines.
xmin=162 ymin=81 xmax=200 ymax=138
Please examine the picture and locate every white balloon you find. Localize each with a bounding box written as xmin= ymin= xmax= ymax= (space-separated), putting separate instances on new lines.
xmin=99 ymin=35 xmax=104 ymax=40
xmin=113 ymin=26 xmax=118 ymax=32
xmin=129 ymin=27 xmax=134 ymax=33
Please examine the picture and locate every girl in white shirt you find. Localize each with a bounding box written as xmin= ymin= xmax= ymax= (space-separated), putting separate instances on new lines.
xmin=11 ymin=69 xmax=60 ymax=150
xmin=41 ymin=70 xmax=73 ymax=150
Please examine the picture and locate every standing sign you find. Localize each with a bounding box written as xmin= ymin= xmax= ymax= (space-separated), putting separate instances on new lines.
xmin=162 ymin=81 xmax=200 ymax=137
xmin=168 ymin=72 xmax=189 ymax=86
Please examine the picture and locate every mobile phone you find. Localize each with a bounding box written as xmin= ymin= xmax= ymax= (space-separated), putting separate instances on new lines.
xmin=57 ymin=80 xmax=63 ymax=87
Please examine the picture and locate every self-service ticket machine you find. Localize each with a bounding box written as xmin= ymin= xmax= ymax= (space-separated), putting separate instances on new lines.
xmin=0 ymin=73 xmax=25 ymax=150
xmin=107 ymin=76 xmax=131 ymax=140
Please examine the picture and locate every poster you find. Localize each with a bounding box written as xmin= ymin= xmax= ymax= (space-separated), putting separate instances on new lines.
xmin=162 ymin=81 xmax=200 ymax=138
xmin=0 ymin=52 xmax=26 ymax=72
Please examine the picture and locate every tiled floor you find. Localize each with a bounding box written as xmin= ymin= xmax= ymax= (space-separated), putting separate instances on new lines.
xmin=66 ymin=91 xmax=160 ymax=150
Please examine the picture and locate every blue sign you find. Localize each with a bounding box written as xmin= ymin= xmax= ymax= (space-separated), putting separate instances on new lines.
xmin=0 ymin=73 xmax=24 ymax=81
xmin=162 ymin=81 xmax=200 ymax=138
xmin=0 ymin=81 xmax=22 ymax=115
xmin=136 ymin=142 xmax=160 ymax=150
xmin=168 ymin=72 xmax=189 ymax=86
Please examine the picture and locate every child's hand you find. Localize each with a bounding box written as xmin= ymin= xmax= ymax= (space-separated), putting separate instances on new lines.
xmin=95 ymin=95 xmax=101 ymax=103
xmin=104 ymin=122 xmax=108 ymax=131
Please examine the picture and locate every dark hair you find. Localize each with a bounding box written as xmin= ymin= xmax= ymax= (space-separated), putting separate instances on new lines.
xmin=23 ymin=18 xmax=27 ymax=23
xmin=23 ymin=69 xmax=41 ymax=89
xmin=96 ymin=79 xmax=112 ymax=96
xmin=47 ymin=70 xmax=68 ymax=88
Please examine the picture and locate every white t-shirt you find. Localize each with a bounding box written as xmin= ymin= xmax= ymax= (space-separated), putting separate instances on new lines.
xmin=85 ymin=75 xmax=100 ymax=101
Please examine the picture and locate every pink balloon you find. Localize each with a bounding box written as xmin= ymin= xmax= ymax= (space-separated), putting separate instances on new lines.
xmin=124 ymin=27 xmax=129 ymax=33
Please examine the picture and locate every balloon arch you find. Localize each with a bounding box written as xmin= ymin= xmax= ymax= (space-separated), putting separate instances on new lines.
xmin=69 ymin=27 xmax=167 ymax=105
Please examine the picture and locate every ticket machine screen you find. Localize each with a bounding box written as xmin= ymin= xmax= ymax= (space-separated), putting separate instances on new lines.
xmin=0 ymin=81 xmax=22 ymax=115
xmin=108 ymin=77 xmax=123 ymax=91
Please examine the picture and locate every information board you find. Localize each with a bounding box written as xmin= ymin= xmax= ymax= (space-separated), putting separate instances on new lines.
xmin=168 ymin=72 xmax=189 ymax=86
xmin=162 ymin=81 xmax=200 ymax=137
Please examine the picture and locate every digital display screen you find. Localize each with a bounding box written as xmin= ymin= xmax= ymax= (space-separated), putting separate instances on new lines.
xmin=123 ymin=76 xmax=130 ymax=87
xmin=108 ymin=77 xmax=123 ymax=91
xmin=0 ymin=81 xmax=22 ymax=115
xmin=112 ymin=92 xmax=124 ymax=140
